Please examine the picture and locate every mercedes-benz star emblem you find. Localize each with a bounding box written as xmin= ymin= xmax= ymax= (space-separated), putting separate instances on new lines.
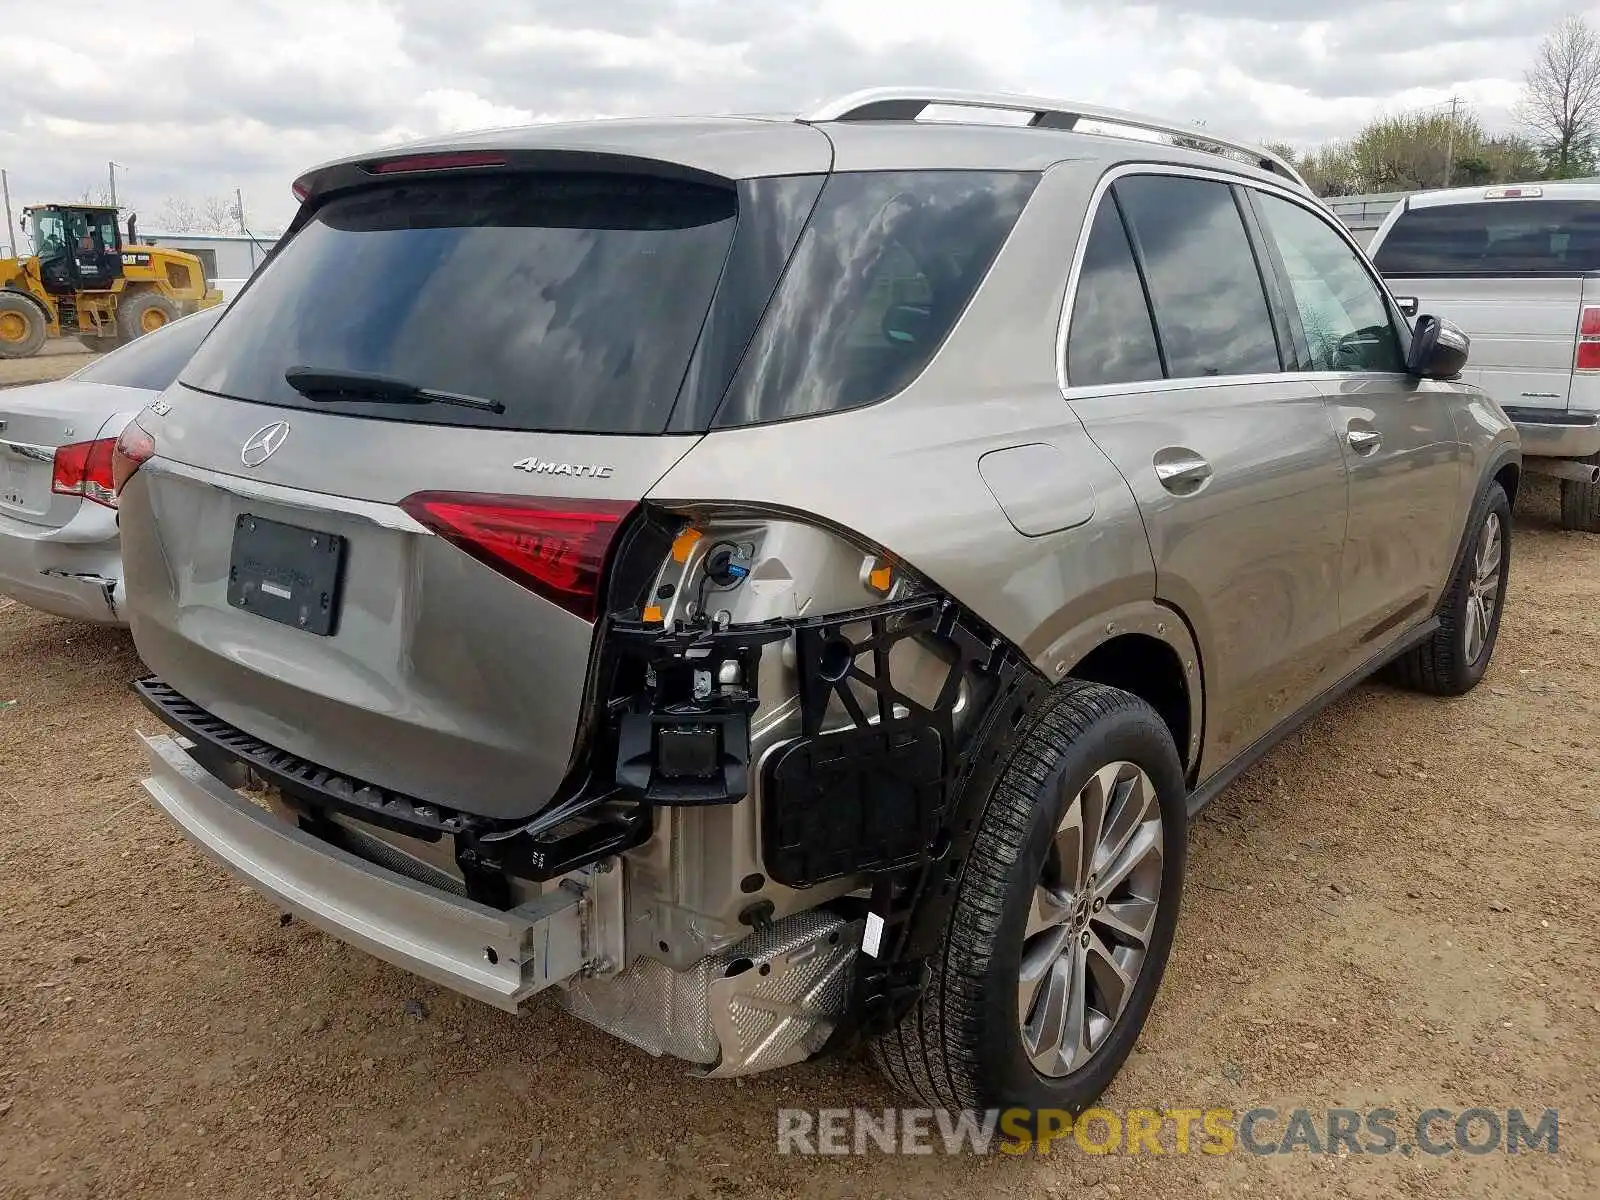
xmin=240 ymin=421 xmax=291 ymax=467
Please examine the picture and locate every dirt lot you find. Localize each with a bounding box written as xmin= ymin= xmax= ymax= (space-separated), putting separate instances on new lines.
xmin=0 ymin=481 xmax=1596 ymax=1199
xmin=0 ymin=341 xmax=96 ymax=390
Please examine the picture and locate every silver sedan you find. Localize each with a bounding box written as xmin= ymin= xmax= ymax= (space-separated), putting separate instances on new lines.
xmin=0 ymin=308 xmax=221 ymax=624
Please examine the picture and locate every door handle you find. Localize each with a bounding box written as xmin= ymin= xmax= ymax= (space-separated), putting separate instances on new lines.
xmin=1153 ymin=450 xmax=1213 ymax=494
xmin=1347 ymin=427 xmax=1382 ymax=455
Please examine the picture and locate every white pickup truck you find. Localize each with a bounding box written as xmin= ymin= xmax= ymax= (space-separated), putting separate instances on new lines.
xmin=1369 ymin=181 xmax=1600 ymax=530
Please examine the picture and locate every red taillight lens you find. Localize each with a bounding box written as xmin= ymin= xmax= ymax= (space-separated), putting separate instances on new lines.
xmin=399 ymin=492 xmax=633 ymax=621
xmin=368 ymin=151 xmax=507 ymax=175
xmin=111 ymin=421 xmax=156 ymax=495
xmin=51 ymin=437 xmax=119 ymax=508
xmin=291 ymin=179 xmax=310 ymax=202
xmin=1578 ymin=307 xmax=1600 ymax=372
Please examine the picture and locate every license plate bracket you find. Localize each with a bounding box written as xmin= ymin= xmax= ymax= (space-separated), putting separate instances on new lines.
xmin=227 ymin=513 xmax=346 ymax=636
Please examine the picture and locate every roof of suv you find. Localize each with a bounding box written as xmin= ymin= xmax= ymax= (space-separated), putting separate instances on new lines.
xmin=293 ymin=87 xmax=1309 ymax=201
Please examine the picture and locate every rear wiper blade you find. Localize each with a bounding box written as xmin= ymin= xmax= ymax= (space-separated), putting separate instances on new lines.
xmin=284 ymin=366 xmax=505 ymax=414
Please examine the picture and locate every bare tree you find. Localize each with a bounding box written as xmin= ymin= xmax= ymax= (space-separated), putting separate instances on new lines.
xmin=200 ymin=194 xmax=234 ymax=232
xmin=1518 ymin=14 xmax=1600 ymax=178
xmin=158 ymin=196 xmax=202 ymax=232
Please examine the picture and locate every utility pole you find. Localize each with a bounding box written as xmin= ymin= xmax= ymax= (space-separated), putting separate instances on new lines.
xmin=1 ymin=169 xmax=14 ymax=258
xmin=108 ymin=160 xmax=125 ymax=206
xmin=1443 ymin=95 xmax=1459 ymax=189
xmin=235 ymin=186 xmax=246 ymax=234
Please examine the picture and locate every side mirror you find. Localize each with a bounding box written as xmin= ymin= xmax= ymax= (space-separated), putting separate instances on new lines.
xmin=1407 ymin=314 xmax=1470 ymax=380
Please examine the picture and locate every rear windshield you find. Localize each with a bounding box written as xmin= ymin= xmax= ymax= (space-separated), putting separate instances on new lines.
xmin=75 ymin=306 xmax=222 ymax=392
xmin=1373 ymin=199 xmax=1600 ymax=277
xmin=179 ymin=173 xmax=739 ymax=433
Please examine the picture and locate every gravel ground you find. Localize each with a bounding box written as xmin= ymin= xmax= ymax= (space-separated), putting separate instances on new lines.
xmin=0 ymin=479 xmax=1596 ymax=1199
xmin=0 ymin=341 xmax=96 ymax=390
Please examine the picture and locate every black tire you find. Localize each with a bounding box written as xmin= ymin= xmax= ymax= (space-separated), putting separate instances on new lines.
xmin=77 ymin=334 xmax=123 ymax=354
xmin=872 ymin=679 xmax=1187 ymax=1110
xmin=1387 ymin=481 xmax=1511 ymax=696
xmin=1559 ymin=456 xmax=1600 ymax=532
xmin=0 ymin=292 xmax=47 ymax=359
xmin=115 ymin=290 xmax=180 ymax=342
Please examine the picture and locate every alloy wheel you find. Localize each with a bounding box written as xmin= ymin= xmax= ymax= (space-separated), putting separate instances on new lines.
xmin=1464 ymin=511 xmax=1503 ymax=666
xmin=1018 ymin=760 xmax=1164 ymax=1076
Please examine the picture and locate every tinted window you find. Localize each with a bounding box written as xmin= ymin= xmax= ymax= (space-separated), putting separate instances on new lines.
xmin=1114 ymin=176 xmax=1281 ymax=379
xmin=1373 ymin=199 xmax=1600 ymax=276
xmin=181 ymin=174 xmax=739 ymax=433
xmin=714 ymin=170 xmax=1037 ymax=427
xmin=1067 ymin=199 xmax=1163 ymax=386
xmin=1256 ymin=194 xmax=1403 ymax=373
xmin=74 ymin=307 xmax=223 ymax=392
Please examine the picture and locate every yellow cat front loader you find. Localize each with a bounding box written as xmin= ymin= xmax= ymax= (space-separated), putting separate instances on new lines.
xmin=0 ymin=203 xmax=223 ymax=358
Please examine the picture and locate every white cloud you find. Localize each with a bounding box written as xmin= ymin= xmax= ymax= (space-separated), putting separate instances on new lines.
xmin=0 ymin=0 xmax=1572 ymax=234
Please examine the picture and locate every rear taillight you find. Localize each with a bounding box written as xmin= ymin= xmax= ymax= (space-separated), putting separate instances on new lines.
xmin=1578 ymin=307 xmax=1600 ymax=373
xmin=399 ymin=492 xmax=633 ymax=621
xmin=51 ymin=437 xmax=118 ymax=508
xmin=111 ymin=421 xmax=156 ymax=495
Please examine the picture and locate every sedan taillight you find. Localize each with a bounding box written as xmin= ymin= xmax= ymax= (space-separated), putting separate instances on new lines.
xmin=51 ymin=437 xmax=119 ymax=509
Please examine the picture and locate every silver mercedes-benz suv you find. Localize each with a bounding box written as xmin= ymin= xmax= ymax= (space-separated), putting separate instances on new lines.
xmin=117 ymin=89 xmax=1519 ymax=1112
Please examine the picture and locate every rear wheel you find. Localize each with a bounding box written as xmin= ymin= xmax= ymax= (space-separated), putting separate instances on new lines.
xmin=1387 ymin=481 xmax=1510 ymax=696
xmin=116 ymin=291 xmax=180 ymax=342
xmin=0 ymin=293 xmax=47 ymax=358
xmin=1559 ymin=456 xmax=1600 ymax=532
xmin=872 ymin=679 xmax=1187 ymax=1110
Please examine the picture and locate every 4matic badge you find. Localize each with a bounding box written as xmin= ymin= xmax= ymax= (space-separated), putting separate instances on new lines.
xmin=512 ymin=457 xmax=614 ymax=479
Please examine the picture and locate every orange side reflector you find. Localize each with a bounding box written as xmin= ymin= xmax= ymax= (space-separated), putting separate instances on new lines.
xmin=671 ymin=528 xmax=702 ymax=563
xmin=643 ymin=605 xmax=664 ymax=623
xmin=867 ymin=565 xmax=894 ymax=594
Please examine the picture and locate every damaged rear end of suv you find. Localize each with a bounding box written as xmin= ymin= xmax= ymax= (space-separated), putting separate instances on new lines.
xmin=119 ymin=108 xmax=1070 ymax=1099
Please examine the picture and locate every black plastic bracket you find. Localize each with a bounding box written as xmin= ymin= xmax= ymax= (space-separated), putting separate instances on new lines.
xmin=808 ymin=610 xmax=1047 ymax=1043
xmin=605 ymin=617 xmax=791 ymax=805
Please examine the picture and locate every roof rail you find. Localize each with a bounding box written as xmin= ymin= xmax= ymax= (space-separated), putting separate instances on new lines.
xmin=803 ymin=87 xmax=1309 ymax=192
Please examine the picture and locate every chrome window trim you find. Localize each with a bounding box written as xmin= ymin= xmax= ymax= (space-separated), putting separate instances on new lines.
xmin=1055 ymin=162 xmax=1411 ymax=396
xmin=1058 ymin=369 xmax=1415 ymax=403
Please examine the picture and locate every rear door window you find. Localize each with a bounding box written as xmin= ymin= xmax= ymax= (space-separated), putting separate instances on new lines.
xmin=1254 ymin=193 xmax=1403 ymax=373
xmin=1112 ymin=175 xmax=1282 ymax=379
xmin=712 ymin=170 xmax=1037 ymax=426
xmin=1373 ymin=199 xmax=1600 ymax=276
xmin=179 ymin=173 xmax=740 ymax=433
xmin=1066 ymin=198 xmax=1164 ymax=387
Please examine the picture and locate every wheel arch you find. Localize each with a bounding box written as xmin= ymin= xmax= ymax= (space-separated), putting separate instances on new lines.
xmin=0 ymin=286 xmax=51 ymax=321
xmin=1035 ymin=600 xmax=1204 ymax=778
xmin=1440 ymin=444 xmax=1521 ymax=603
xmin=1493 ymin=459 xmax=1520 ymax=510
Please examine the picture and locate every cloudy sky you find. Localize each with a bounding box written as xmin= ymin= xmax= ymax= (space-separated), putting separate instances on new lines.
xmin=0 ymin=0 xmax=1578 ymax=237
